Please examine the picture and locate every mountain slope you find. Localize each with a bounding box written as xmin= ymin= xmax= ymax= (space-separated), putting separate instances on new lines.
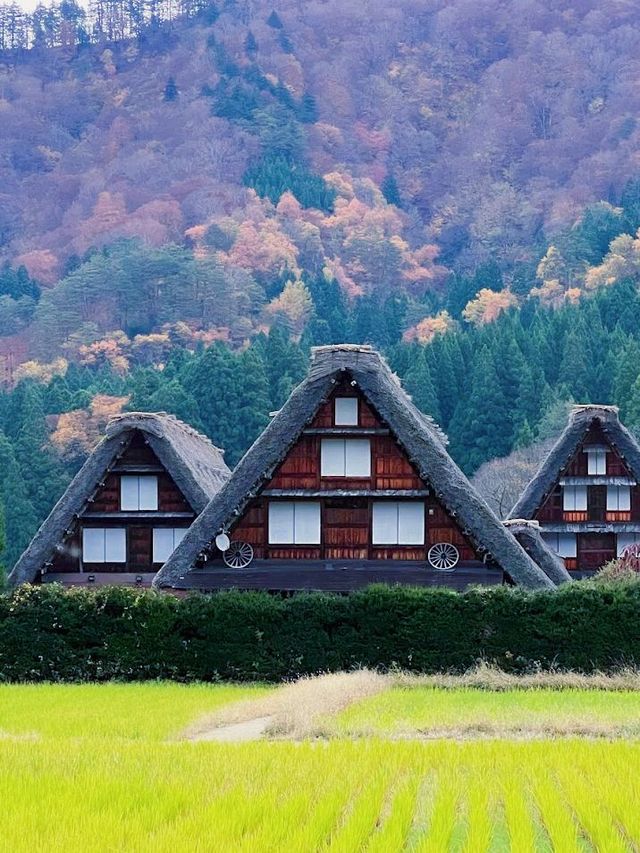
xmin=2 ymin=0 xmax=640 ymax=363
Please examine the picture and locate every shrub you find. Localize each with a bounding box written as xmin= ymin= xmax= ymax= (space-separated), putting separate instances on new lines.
xmin=0 ymin=581 xmax=640 ymax=682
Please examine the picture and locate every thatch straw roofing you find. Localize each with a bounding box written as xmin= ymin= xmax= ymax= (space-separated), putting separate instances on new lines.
xmin=8 ymin=413 xmax=230 ymax=587
xmin=154 ymin=345 xmax=554 ymax=590
xmin=504 ymin=520 xmax=572 ymax=585
xmin=509 ymin=405 xmax=640 ymax=520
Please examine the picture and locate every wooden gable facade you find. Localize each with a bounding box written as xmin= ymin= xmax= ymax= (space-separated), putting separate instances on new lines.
xmin=8 ymin=413 xmax=230 ymax=590
xmin=229 ymin=378 xmax=479 ymax=567
xmin=510 ymin=406 xmax=640 ymax=574
xmin=156 ymin=345 xmax=554 ymax=593
xmin=47 ymin=434 xmax=197 ymax=584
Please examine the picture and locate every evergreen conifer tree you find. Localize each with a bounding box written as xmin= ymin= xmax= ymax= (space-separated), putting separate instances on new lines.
xmin=298 ymin=92 xmax=317 ymax=123
xmin=0 ymin=500 xmax=6 ymax=587
xmin=448 ymin=346 xmax=510 ymax=473
xmin=0 ymin=433 xmax=38 ymax=572
xmin=146 ymin=380 xmax=203 ymax=430
xmin=244 ymin=30 xmax=257 ymax=54
xmin=558 ymin=330 xmax=590 ymax=402
xmin=13 ymin=384 xmax=67 ymax=521
xmin=381 ymin=172 xmax=401 ymax=207
xmin=163 ymin=77 xmax=178 ymax=101
xmin=266 ymin=9 xmax=283 ymax=27
xmin=404 ymin=352 xmax=441 ymax=423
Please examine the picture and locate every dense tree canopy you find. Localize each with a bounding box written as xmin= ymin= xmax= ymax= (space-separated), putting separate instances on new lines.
xmin=3 ymin=281 xmax=640 ymax=585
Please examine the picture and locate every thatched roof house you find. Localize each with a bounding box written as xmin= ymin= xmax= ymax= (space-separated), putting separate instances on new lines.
xmin=154 ymin=345 xmax=554 ymax=591
xmin=8 ymin=412 xmax=230 ymax=588
xmin=509 ymin=405 xmax=640 ymax=573
xmin=510 ymin=405 xmax=640 ymax=520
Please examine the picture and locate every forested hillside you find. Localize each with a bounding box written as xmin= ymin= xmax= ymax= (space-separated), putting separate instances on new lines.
xmin=3 ymin=0 xmax=640 ymax=578
xmin=2 ymin=0 xmax=640 ymax=359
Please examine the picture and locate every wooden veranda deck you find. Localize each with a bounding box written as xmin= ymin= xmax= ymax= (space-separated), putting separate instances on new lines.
xmin=177 ymin=559 xmax=504 ymax=592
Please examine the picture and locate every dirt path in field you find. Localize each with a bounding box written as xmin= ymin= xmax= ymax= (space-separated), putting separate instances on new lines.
xmin=181 ymin=670 xmax=390 ymax=743
xmin=193 ymin=715 xmax=276 ymax=742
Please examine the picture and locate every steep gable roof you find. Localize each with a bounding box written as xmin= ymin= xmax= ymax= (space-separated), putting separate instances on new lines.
xmin=8 ymin=412 xmax=230 ymax=587
xmin=509 ymin=405 xmax=640 ymax=521
xmin=154 ymin=345 xmax=553 ymax=590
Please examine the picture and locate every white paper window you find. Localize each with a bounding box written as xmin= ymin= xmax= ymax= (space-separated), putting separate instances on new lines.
xmin=321 ymin=440 xmax=345 ymax=476
xmin=320 ymin=439 xmax=370 ymax=477
xmin=82 ymin=528 xmax=126 ymax=563
xmin=82 ymin=528 xmax=104 ymax=563
xmin=293 ymin=502 xmax=321 ymax=544
xmin=543 ymin=532 xmax=577 ymax=559
xmin=607 ymin=485 xmax=631 ymax=511
xmin=121 ymin=476 xmax=158 ymax=511
xmin=617 ymin=533 xmax=640 ymax=557
xmin=334 ymin=397 xmax=359 ymax=426
xmin=586 ymin=449 xmax=607 ymax=475
xmin=372 ymin=502 xmax=425 ymax=545
xmin=563 ymin=485 xmax=587 ymax=511
xmin=268 ymin=502 xmax=320 ymax=544
xmin=153 ymin=528 xmax=187 ymax=563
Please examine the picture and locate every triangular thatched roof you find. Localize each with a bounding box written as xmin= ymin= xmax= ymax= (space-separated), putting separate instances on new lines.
xmin=8 ymin=412 xmax=230 ymax=587
xmin=509 ymin=404 xmax=640 ymax=520
xmin=154 ymin=345 xmax=554 ymax=590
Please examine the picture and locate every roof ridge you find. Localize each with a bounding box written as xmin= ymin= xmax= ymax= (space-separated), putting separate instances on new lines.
xmin=106 ymin=411 xmax=224 ymax=453
xmin=570 ymin=403 xmax=619 ymax=415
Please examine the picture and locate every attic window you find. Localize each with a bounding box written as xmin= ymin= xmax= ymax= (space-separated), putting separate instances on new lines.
xmin=563 ymin=485 xmax=587 ymax=512
xmin=82 ymin=528 xmax=126 ymax=564
xmin=334 ymin=397 xmax=359 ymax=426
xmin=121 ymin=476 xmax=158 ymax=511
xmin=586 ymin=448 xmax=607 ymax=475
xmin=321 ymin=439 xmax=371 ymax=477
xmin=607 ymin=485 xmax=630 ymax=511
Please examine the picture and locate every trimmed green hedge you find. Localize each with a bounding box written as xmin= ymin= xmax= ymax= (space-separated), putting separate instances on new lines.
xmin=0 ymin=581 xmax=639 ymax=681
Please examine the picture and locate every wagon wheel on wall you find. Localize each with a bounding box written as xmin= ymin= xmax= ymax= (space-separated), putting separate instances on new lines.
xmin=222 ymin=541 xmax=254 ymax=569
xmin=427 ymin=543 xmax=459 ymax=571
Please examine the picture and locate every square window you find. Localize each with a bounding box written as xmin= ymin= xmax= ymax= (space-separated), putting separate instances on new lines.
xmin=320 ymin=439 xmax=370 ymax=477
xmin=121 ymin=476 xmax=158 ymax=511
xmin=563 ymin=485 xmax=587 ymax=511
xmin=268 ymin=502 xmax=320 ymax=544
xmin=372 ymin=502 xmax=425 ymax=545
xmin=153 ymin=528 xmax=188 ymax=563
xmin=82 ymin=528 xmax=126 ymax=563
xmin=334 ymin=398 xmax=359 ymax=426
xmin=607 ymin=485 xmax=631 ymax=511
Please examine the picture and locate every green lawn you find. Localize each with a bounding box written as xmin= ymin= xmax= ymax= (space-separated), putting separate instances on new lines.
xmin=332 ymin=685 xmax=640 ymax=738
xmin=1 ymin=681 xmax=639 ymax=850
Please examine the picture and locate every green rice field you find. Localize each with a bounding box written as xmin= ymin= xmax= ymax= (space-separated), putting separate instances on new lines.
xmin=333 ymin=685 xmax=640 ymax=739
xmin=1 ymin=681 xmax=640 ymax=851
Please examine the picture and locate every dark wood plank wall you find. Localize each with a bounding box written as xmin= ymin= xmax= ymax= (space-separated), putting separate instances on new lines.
xmin=266 ymin=385 xmax=425 ymax=492
xmin=537 ymin=424 xmax=639 ymax=522
xmin=230 ymin=383 xmax=480 ymax=563
xmin=48 ymin=438 xmax=193 ymax=574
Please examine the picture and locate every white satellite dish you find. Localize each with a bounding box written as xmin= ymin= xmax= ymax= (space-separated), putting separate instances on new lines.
xmin=215 ymin=533 xmax=230 ymax=552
